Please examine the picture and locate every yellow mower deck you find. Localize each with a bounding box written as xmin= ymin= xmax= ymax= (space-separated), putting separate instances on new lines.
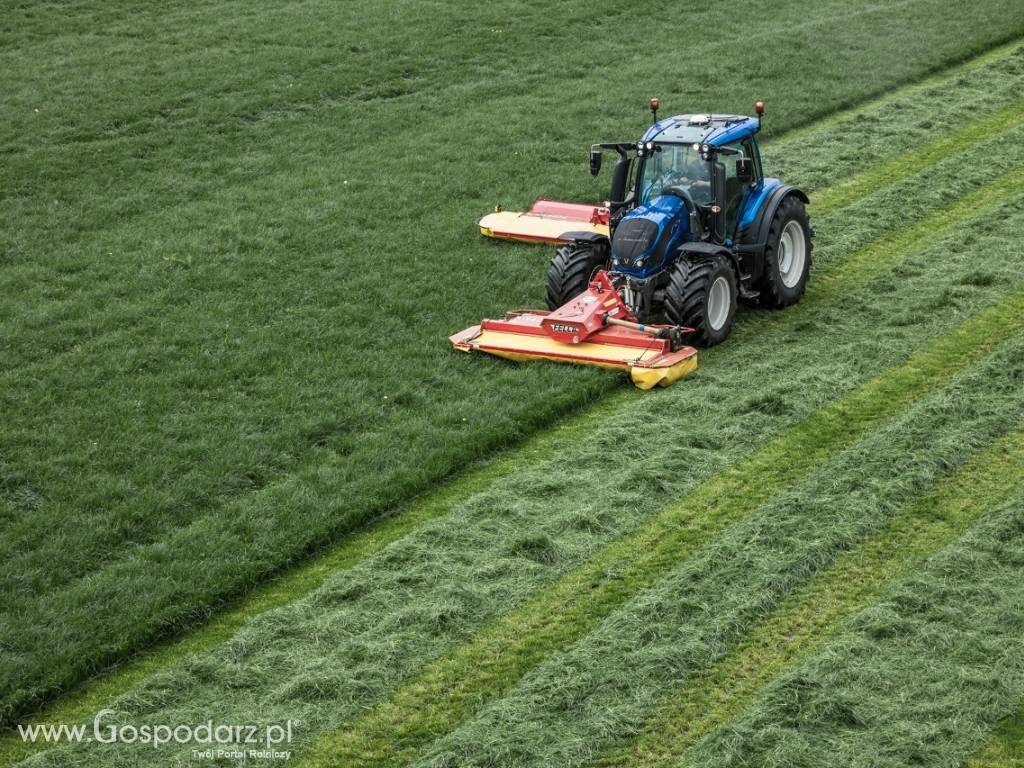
xmin=479 ymin=199 xmax=611 ymax=244
xmin=450 ymin=313 xmax=698 ymax=390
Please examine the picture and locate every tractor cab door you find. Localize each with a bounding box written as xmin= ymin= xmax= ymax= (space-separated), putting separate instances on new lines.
xmin=718 ymin=140 xmax=756 ymax=239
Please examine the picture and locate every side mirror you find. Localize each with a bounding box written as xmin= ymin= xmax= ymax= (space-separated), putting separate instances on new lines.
xmin=736 ymin=157 xmax=754 ymax=183
xmin=589 ymin=149 xmax=602 ymax=177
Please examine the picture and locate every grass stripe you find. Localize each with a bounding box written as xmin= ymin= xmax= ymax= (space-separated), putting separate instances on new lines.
xmin=5 ymin=51 xmax=1022 ymax=766
xmin=968 ymin=709 xmax=1024 ymax=767
xmin=293 ymin=282 xmax=1024 ymax=768
xmin=410 ymin=334 xmax=1024 ymax=768
xmin=813 ymin=100 xmax=1024 ymax=212
xmin=594 ymin=423 xmax=1024 ymax=767
xmin=809 ymin=165 xmax=1024 ymax=300
xmin=682 ymin=491 xmax=1024 ymax=766
xmin=774 ymin=38 xmax=1024 ymax=148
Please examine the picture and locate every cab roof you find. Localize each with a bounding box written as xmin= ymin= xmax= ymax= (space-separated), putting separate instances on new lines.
xmin=641 ymin=114 xmax=760 ymax=146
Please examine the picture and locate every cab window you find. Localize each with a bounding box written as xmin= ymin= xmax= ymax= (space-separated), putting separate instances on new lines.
xmin=638 ymin=144 xmax=710 ymax=206
xmin=719 ymin=140 xmax=753 ymax=236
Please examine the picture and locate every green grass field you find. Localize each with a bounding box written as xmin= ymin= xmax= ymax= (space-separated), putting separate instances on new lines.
xmin=4 ymin=0 xmax=1024 ymax=765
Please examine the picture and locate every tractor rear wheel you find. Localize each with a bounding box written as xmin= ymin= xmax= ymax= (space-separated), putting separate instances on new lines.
xmin=758 ymin=195 xmax=812 ymax=308
xmin=664 ymin=254 xmax=737 ymax=347
xmin=546 ymin=242 xmax=607 ymax=310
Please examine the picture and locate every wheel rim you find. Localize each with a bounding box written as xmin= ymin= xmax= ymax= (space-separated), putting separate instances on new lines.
xmin=707 ymin=275 xmax=730 ymax=331
xmin=778 ymin=220 xmax=807 ymax=289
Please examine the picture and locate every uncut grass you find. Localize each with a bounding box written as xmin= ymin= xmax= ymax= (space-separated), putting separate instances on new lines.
xmin=412 ymin=340 xmax=1024 ymax=768
xmin=593 ymin=427 xmax=1024 ymax=768
xmin=2 ymin=1 xmax=1016 ymax=260
xmin=681 ymin=493 xmax=1024 ymax=768
xmin=2 ymin=0 xmax=1023 ymax=719
xmin=23 ymin=189 xmax=1024 ymax=767
xmin=3 ymin=45 xmax=1024 ymax=746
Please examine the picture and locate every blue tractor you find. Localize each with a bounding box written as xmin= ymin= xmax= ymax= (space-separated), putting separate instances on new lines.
xmin=546 ymin=100 xmax=813 ymax=346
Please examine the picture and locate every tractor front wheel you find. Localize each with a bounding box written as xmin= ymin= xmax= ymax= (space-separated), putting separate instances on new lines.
xmin=664 ymin=254 xmax=737 ymax=347
xmin=546 ymin=242 xmax=607 ymax=310
xmin=758 ymin=195 xmax=812 ymax=308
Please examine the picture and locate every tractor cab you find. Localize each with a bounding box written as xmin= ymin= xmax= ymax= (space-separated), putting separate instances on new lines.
xmin=551 ymin=100 xmax=811 ymax=346
xmin=604 ymin=111 xmax=765 ymax=248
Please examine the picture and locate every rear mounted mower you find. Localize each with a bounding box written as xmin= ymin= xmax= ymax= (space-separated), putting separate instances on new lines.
xmin=454 ymin=99 xmax=813 ymax=388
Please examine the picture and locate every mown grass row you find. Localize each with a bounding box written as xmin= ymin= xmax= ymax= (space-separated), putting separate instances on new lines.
xmin=4 ymin=2 xmax=1023 ymax=724
xmin=293 ymin=260 xmax=1024 ymax=765
xmin=680 ymin=490 xmax=1024 ymax=767
xmin=12 ymin=87 xmax=1024 ymax=765
xmin=6 ymin=45 xmax=1021 ymax=757
xmin=592 ymin=424 xmax=1024 ymax=767
xmin=811 ymin=99 xmax=1024 ymax=212
xmin=414 ymin=333 xmax=1024 ymax=768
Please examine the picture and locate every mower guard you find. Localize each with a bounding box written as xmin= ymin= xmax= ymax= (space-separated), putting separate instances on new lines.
xmin=449 ymin=272 xmax=698 ymax=389
xmin=479 ymin=199 xmax=611 ymax=244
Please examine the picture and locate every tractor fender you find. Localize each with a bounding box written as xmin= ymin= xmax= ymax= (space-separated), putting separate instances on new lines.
xmin=736 ymin=185 xmax=809 ymax=282
xmin=676 ymin=242 xmax=742 ymax=281
xmin=559 ymin=230 xmax=611 ymax=246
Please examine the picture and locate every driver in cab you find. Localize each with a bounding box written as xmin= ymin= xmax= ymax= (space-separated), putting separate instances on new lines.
xmin=664 ymin=156 xmax=711 ymax=206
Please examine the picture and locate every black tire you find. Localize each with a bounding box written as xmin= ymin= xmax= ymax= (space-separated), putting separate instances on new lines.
xmin=758 ymin=195 xmax=812 ymax=308
xmin=664 ymin=254 xmax=737 ymax=347
xmin=545 ymin=242 xmax=607 ymax=309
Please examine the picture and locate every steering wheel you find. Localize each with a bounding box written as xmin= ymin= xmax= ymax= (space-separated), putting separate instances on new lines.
xmin=662 ymin=184 xmax=698 ymax=212
xmin=662 ymin=185 xmax=707 ymax=240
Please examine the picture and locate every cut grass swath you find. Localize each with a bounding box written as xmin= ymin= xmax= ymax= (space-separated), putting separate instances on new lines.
xmin=764 ymin=39 xmax=1024 ymax=152
xmin=412 ymin=336 xmax=1024 ymax=768
xmin=293 ymin=287 xmax=1024 ymax=768
xmin=0 ymin=452 xmax=527 ymax=765
xmin=681 ymin=496 xmax=1024 ymax=767
xmin=593 ymin=424 xmax=1024 ymax=768
xmin=812 ymin=100 xmax=1024 ymax=212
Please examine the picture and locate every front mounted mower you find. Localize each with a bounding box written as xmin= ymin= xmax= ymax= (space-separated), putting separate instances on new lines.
xmin=452 ymin=100 xmax=813 ymax=388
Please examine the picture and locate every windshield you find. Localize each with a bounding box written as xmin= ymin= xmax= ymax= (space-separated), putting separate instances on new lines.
xmin=638 ymin=144 xmax=711 ymax=206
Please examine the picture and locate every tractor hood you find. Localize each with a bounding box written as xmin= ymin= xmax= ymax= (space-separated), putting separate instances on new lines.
xmin=610 ymin=195 xmax=689 ymax=277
